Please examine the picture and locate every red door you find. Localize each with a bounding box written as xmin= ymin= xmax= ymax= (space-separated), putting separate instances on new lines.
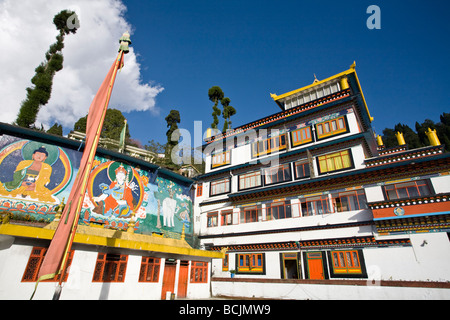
xmin=161 ymin=262 xmax=177 ymax=300
xmin=177 ymin=261 xmax=189 ymax=298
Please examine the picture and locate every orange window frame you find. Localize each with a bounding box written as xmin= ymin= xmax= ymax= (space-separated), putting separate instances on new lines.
xmin=237 ymin=253 xmax=263 ymax=273
xmin=196 ymin=183 xmax=203 ymax=197
xmin=264 ymin=163 xmax=291 ymax=185
xmin=265 ymin=201 xmax=292 ymax=220
xmin=21 ymin=247 xmax=74 ymax=283
xmin=222 ymin=254 xmax=229 ymax=271
xmin=251 ymin=134 xmax=287 ymax=157
xmin=221 ymin=210 xmax=233 ymax=225
xmin=92 ymin=253 xmax=128 ymax=283
xmin=241 ymin=206 xmax=260 ymax=223
xmin=331 ymin=250 xmax=362 ymax=274
xmin=316 ymin=116 xmax=347 ymax=140
xmin=210 ymin=177 xmax=230 ymax=196
xmin=211 ymin=150 xmax=231 ymax=168
xmin=190 ymin=261 xmax=208 ymax=283
xmin=291 ymin=126 xmax=313 ymax=147
xmin=238 ymin=171 xmax=262 ymax=190
xmin=384 ymin=180 xmax=431 ymax=200
xmin=138 ymin=256 xmax=161 ymax=282
xmin=294 ymin=161 xmax=310 ymax=179
xmin=317 ymin=150 xmax=352 ymax=174
xmin=207 ymin=211 xmax=218 ymax=227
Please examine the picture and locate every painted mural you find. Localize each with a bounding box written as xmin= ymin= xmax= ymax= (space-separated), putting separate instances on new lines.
xmin=0 ymin=134 xmax=193 ymax=238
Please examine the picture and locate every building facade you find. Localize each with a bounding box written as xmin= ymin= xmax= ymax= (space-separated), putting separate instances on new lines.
xmin=0 ymin=123 xmax=222 ymax=300
xmin=194 ymin=64 xmax=450 ymax=299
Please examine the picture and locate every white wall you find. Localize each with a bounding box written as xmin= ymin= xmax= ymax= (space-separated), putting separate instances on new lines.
xmin=0 ymin=244 xmax=212 ymax=300
xmin=430 ymin=175 xmax=450 ymax=194
xmin=211 ymin=279 xmax=450 ymax=300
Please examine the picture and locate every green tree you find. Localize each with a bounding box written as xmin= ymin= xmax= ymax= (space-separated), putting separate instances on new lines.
xmin=393 ymin=123 xmax=423 ymax=149
xmin=437 ymin=112 xmax=450 ymax=151
xmin=16 ymin=10 xmax=79 ymax=128
xmin=221 ymin=97 xmax=236 ymax=132
xmin=208 ymin=86 xmax=224 ymax=129
xmin=381 ymin=127 xmax=398 ymax=148
xmin=73 ymin=108 xmax=130 ymax=140
xmin=47 ymin=123 xmax=63 ymax=136
xmin=415 ymin=119 xmax=436 ymax=147
xmin=145 ymin=139 xmax=166 ymax=154
xmin=165 ymin=109 xmax=181 ymax=160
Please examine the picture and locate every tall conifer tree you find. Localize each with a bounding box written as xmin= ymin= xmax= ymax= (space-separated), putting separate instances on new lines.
xmin=16 ymin=10 xmax=79 ymax=128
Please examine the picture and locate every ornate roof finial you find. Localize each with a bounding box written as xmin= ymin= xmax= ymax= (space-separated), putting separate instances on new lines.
xmin=313 ymin=73 xmax=319 ymax=84
xmin=119 ymin=31 xmax=132 ymax=53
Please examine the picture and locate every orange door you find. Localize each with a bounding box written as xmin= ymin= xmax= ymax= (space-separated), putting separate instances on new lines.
xmin=161 ymin=262 xmax=176 ymax=300
xmin=308 ymin=258 xmax=325 ymax=280
xmin=177 ymin=261 xmax=189 ymax=298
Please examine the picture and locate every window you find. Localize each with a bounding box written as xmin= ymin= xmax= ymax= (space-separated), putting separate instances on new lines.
xmin=238 ymin=171 xmax=262 ymax=190
xmin=265 ymin=201 xmax=292 ymax=220
xmin=22 ymin=247 xmax=74 ymax=282
xmin=237 ymin=253 xmax=264 ymax=273
xmin=384 ymin=180 xmax=431 ymax=200
xmin=240 ymin=206 xmax=261 ymax=223
xmin=291 ymin=126 xmax=313 ymax=147
xmin=190 ymin=261 xmax=208 ymax=283
xmin=294 ymin=161 xmax=310 ymax=179
xmin=210 ymin=177 xmax=230 ymax=196
xmin=264 ymin=163 xmax=291 ymax=185
xmin=317 ymin=150 xmax=353 ymax=174
xmin=330 ymin=250 xmax=362 ymax=274
xmin=211 ymin=150 xmax=231 ymax=168
xmin=196 ymin=183 xmax=203 ymax=197
xmin=92 ymin=253 xmax=128 ymax=282
xmin=221 ymin=210 xmax=233 ymax=226
xmin=251 ymin=134 xmax=287 ymax=158
xmin=139 ymin=257 xmax=161 ymax=282
xmin=315 ymin=116 xmax=348 ymax=140
xmin=207 ymin=212 xmax=218 ymax=227
xmin=333 ymin=190 xmax=368 ymax=212
xmin=222 ymin=254 xmax=229 ymax=271
xmin=301 ymin=195 xmax=332 ymax=216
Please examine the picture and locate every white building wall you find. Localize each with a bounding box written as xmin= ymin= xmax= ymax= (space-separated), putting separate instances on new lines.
xmin=0 ymin=243 xmax=212 ymax=300
xmin=430 ymin=175 xmax=450 ymax=194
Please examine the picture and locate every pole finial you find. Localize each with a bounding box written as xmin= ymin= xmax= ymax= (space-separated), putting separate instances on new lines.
xmin=119 ymin=31 xmax=132 ymax=53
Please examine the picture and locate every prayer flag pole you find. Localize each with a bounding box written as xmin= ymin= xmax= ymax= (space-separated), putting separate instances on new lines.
xmin=31 ymin=32 xmax=132 ymax=300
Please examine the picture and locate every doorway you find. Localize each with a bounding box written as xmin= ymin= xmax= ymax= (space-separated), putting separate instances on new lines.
xmin=161 ymin=260 xmax=177 ymax=300
xmin=281 ymin=253 xmax=300 ymax=279
xmin=284 ymin=260 xmax=299 ymax=279
xmin=177 ymin=261 xmax=190 ymax=298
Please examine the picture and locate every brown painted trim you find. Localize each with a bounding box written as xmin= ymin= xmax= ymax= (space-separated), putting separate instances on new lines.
xmin=211 ymin=277 xmax=450 ymax=289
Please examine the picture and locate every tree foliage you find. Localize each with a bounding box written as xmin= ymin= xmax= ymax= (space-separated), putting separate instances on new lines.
xmin=208 ymin=86 xmax=224 ymax=129
xmin=15 ymin=10 xmax=79 ymax=128
xmin=73 ymin=108 xmax=130 ymax=141
xmin=47 ymin=123 xmax=63 ymax=136
xmin=221 ymin=97 xmax=236 ymax=132
xmin=381 ymin=112 xmax=450 ymax=152
xmin=165 ymin=109 xmax=181 ymax=160
xmin=208 ymin=86 xmax=237 ymax=133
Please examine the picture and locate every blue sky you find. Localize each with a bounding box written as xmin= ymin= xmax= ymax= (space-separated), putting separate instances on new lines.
xmin=118 ymin=0 xmax=449 ymax=147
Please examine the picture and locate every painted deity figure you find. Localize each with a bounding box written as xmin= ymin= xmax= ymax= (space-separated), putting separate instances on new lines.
xmin=0 ymin=146 xmax=54 ymax=202
xmin=93 ymin=165 xmax=135 ymax=218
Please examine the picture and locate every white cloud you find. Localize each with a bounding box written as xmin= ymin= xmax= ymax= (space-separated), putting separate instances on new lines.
xmin=0 ymin=0 xmax=163 ymax=129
